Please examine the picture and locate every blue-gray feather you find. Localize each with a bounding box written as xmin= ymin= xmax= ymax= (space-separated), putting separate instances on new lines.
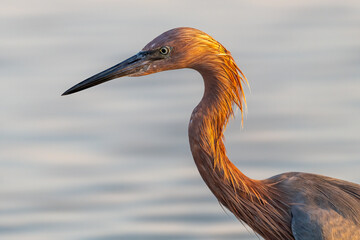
xmin=269 ymin=172 xmax=360 ymax=239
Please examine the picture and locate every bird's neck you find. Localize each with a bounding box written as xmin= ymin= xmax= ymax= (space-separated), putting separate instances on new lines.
xmin=188 ymin=68 xmax=293 ymax=240
xmin=188 ymin=71 xmax=262 ymax=204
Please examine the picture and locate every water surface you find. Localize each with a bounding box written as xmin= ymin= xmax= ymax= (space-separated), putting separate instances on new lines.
xmin=1 ymin=1 xmax=360 ymax=239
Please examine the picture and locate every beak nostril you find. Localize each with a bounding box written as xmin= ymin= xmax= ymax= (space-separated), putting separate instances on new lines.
xmin=127 ymin=58 xmax=140 ymax=65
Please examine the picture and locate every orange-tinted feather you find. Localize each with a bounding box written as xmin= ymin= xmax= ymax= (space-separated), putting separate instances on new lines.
xmin=183 ymin=28 xmax=294 ymax=240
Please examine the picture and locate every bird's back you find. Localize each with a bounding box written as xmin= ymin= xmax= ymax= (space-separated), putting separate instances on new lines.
xmin=267 ymin=172 xmax=360 ymax=239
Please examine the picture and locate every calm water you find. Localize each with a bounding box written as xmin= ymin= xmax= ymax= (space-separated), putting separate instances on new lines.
xmin=1 ymin=1 xmax=360 ymax=239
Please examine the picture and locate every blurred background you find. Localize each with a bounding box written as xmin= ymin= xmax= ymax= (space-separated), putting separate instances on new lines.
xmin=1 ymin=0 xmax=360 ymax=239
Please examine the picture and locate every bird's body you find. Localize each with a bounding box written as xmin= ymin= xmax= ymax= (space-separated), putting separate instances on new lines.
xmin=63 ymin=27 xmax=360 ymax=239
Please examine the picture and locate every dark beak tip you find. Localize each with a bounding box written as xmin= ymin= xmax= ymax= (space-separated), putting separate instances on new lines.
xmin=62 ymin=85 xmax=82 ymax=96
xmin=61 ymin=89 xmax=73 ymax=96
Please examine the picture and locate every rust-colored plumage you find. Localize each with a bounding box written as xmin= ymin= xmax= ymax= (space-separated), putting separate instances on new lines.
xmin=63 ymin=27 xmax=360 ymax=240
xmin=179 ymin=28 xmax=294 ymax=239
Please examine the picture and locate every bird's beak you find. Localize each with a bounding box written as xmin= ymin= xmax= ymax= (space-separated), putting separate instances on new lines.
xmin=62 ymin=51 xmax=151 ymax=95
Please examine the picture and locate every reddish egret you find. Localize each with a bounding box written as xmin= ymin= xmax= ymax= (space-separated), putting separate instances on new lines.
xmin=63 ymin=27 xmax=360 ymax=240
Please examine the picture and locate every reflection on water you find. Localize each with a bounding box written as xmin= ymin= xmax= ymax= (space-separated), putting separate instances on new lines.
xmin=1 ymin=0 xmax=360 ymax=239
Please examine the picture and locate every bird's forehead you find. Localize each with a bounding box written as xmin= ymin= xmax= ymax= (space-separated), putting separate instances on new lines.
xmin=142 ymin=27 xmax=203 ymax=51
xmin=142 ymin=31 xmax=178 ymax=51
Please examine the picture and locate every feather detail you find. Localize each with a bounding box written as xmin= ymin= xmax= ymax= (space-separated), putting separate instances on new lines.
xmin=186 ymin=29 xmax=294 ymax=240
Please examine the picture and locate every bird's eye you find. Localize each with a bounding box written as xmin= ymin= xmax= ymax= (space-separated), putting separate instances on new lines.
xmin=159 ymin=46 xmax=170 ymax=55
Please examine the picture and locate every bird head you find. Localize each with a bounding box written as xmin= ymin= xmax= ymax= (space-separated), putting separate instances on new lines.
xmin=62 ymin=27 xmax=230 ymax=95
